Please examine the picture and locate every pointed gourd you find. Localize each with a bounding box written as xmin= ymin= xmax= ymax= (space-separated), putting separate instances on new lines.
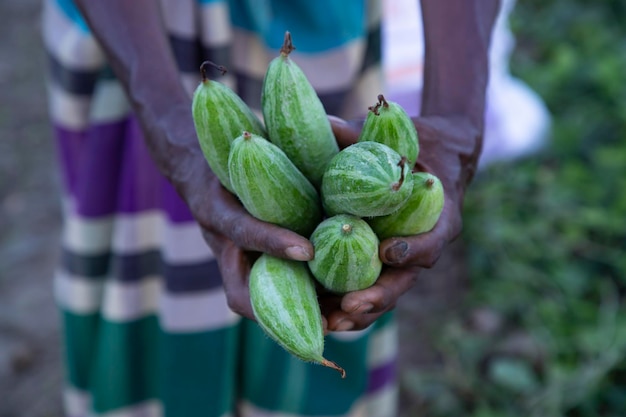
xmin=261 ymin=31 xmax=339 ymax=188
xmin=308 ymin=214 xmax=382 ymax=294
xmin=321 ymin=141 xmax=414 ymax=217
xmin=249 ymin=254 xmax=346 ymax=377
xmin=358 ymin=94 xmax=419 ymax=169
xmin=192 ymin=61 xmax=266 ymax=193
xmin=228 ymin=131 xmax=322 ymax=237
xmin=368 ymin=172 xmax=445 ymax=240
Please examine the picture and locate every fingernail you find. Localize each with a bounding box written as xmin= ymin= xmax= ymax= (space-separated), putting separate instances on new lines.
xmin=285 ymin=245 xmax=312 ymax=261
xmin=351 ymin=303 xmax=373 ymax=314
xmin=384 ymin=241 xmax=408 ymax=263
xmin=334 ymin=320 xmax=354 ymax=332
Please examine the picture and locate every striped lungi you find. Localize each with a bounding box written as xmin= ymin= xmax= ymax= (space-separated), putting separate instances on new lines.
xmin=42 ymin=0 xmax=399 ymax=416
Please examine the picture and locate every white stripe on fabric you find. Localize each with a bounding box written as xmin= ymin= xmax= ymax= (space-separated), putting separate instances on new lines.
xmin=239 ymin=401 xmax=368 ymax=417
xmin=63 ymin=207 xmax=214 ymax=263
xmin=62 ymin=206 xmax=114 ymax=255
xmin=89 ymin=79 xmax=132 ymax=124
xmin=55 ymin=270 xmax=104 ymax=314
xmin=358 ymin=383 xmax=398 ymax=417
xmin=112 ymin=211 xmax=214 ymax=263
xmin=102 ymin=277 xmax=161 ymax=322
xmin=42 ymin=0 xmax=104 ymax=70
xmin=367 ymin=321 xmax=398 ymax=369
xmin=231 ymin=29 xmax=365 ymax=94
xmin=199 ymin=1 xmax=232 ymax=47
xmin=159 ymin=0 xmax=197 ymax=39
xmin=99 ymin=399 xmax=163 ymax=417
xmin=63 ymin=385 xmax=92 ymax=417
xmin=47 ymin=81 xmax=92 ymax=130
xmin=160 ymin=288 xmax=241 ymax=333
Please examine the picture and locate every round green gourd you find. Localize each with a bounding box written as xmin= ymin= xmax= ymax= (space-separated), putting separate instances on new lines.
xmin=228 ymin=131 xmax=322 ymax=237
xmin=308 ymin=214 xmax=382 ymax=293
xmin=192 ymin=61 xmax=266 ymax=193
xmin=249 ymin=254 xmax=345 ymax=377
xmin=321 ymin=141 xmax=414 ymax=217
xmin=261 ymin=32 xmax=339 ymax=188
xmin=368 ymin=172 xmax=445 ymax=240
xmin=358 ymin=94 xmax=419 ymax=169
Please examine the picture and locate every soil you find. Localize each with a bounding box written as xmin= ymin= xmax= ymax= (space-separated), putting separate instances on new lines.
xmin=0 ymin=1 xmax=467 ymax=416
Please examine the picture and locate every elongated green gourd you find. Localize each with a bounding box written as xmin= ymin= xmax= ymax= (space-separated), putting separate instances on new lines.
xmin=249 ymin=254 xmax=346 ymax=377
xmin=358 ymin=94 xmax=419 ymax=169
xmin=228 ymin=131 xmax=322 ymax=237
xmin=321 ymin=141 xmax=414 ymax=217
xmin=192 ymin=61 xmax=266 ymax=193
xmin=368 ymin=172 xmax=445 ymax=240
xmin=261 ymin=31 xmax=339 ymax=188
xmin=308 ymin=215 xmax=382 ymax=293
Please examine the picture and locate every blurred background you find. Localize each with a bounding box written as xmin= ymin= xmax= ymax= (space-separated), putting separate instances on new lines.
xmin=1 ymin=0 xmax=625 ymax=416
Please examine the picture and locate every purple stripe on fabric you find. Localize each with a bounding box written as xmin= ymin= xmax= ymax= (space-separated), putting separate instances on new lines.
xmin=366 ymin=359 xmax=397 ymax=393
xmin=51 ymin=117 xmax=195 ymax=223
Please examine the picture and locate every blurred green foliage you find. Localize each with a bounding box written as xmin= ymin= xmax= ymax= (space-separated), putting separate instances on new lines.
xmin=402 ymin=0 xmax=626 ymax=415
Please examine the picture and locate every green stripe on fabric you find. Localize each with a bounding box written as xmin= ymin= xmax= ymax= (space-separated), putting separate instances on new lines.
xmin=62 ymin=310 xmax=100 ymax=390
xmin=160 ymin=325 xmax=240 ymax=417
xmin=90 ymin=316 xmax=161 ymax=413
xmin=240 ymin=319 xmax=369 ymax=415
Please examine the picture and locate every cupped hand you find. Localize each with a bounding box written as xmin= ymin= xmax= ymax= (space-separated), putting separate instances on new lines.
xmin=179 ymin=155 xmax=314 ymax=321
xmin=324 ymin=114 xmax=481 ymax=332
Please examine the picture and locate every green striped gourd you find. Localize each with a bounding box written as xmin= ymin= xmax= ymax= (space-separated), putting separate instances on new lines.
xmin=321 ymin=141 xmax=414 ymax=217
xmin=358 ymin=94 xmax=419 ymax=169
xmin=369 ymin=172 xmax=445 ymax=240
xmin=308 ymin=215 xmax=382 ymax=293
xmin=228 ymin=131 xmax=322 ymax=237
xmin=249 ymin=254 xmax=345 ymax=377
xmin=261 ymin=31 xmax=339 ymax=188
xmin=192 ymin=61 xmax=266 ymax=193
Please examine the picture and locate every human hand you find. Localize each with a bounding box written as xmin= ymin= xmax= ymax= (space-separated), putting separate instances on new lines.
xmin=323 ymin=115 xmax=481 ymax=331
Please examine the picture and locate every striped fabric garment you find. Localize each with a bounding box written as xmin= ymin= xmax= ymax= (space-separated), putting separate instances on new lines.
xmin=42 ymin=0 xmax=399 ymax=416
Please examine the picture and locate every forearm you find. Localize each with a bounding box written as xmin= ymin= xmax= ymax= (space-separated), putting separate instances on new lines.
xmin=418 ymin=0 xmax=500 ymax=194
xmin=74 ymin=0 xmax=206 ymax=190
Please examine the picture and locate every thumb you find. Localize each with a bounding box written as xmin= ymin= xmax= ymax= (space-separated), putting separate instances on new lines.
xmin=328 ymin=115 xmax=361 ymax=149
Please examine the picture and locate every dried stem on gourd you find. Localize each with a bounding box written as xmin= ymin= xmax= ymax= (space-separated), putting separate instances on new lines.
xmin=280 ymin=31 xmax=296 ymax=56
xmin=391 ymin=157 xmax=408 ymax=191
xmin=200 ymin=60 xmax=228 ymax=83
xmin=322 ymin=358 xmax=347 ymax=378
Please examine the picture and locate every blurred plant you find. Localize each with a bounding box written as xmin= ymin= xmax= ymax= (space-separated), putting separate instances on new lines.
xmin=400 ymin=0 xmax=626 ymax=415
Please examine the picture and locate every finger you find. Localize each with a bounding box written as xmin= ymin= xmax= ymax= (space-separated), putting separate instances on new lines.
xmin=328 ymin=115 xmax=361 ymax=149
xmin=378 ymin=195 xmax=462 ymax=267
xmin=206 ymin=183 xmax=314 ymax=261
xmin=217 ymin=240 xmax=256 ymax=321
xmin=326 ymin=266 xmax=420 ymax=331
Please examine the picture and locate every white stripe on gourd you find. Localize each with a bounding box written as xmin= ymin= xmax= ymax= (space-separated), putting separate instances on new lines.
xmin=261 ymin=31 xmax=339 ymax=188
xmin=192 ymin=61 xmax=266 ymax=193
xmin=228 ymin=131 xmax=322 ymax=237
xmin=249 ymin=254 xmax=345 ymax=377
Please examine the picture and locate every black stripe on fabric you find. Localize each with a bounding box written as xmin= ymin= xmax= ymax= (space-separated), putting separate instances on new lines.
xmin=47 ymin=52 xmax=100 ymax=96
xmin=61 ymin=248 xmax=223 ymax=292
xmin=361 ymin=24 xmax=382 ymax=74
xmin=169 ymin=35 xmax=232 ymax=78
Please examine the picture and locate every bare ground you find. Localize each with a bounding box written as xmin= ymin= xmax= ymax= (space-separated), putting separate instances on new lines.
xmin=0 ymin=2 xmax=466 ymax=416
